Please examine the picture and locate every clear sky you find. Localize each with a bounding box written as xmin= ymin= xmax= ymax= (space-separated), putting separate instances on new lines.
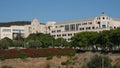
xmin=0 ymin=0 xmax=120 ymax=23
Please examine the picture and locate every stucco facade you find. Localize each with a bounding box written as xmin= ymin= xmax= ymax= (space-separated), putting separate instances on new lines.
xmin=0 ymin=13 xmax=120 ymax=41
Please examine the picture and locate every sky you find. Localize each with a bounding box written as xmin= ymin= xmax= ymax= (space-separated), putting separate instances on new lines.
xmin=0 ymin=0 xmax=120 ymax=23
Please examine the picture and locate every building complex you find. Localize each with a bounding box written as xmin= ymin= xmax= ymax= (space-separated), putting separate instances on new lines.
xmin=0 ymin=13 xmax=120 ymax=41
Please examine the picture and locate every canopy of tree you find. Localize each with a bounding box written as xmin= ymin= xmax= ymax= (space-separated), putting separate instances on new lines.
xmin=0 ymin=21 xmax=31 ymax=27
xmin=71 ymin=28 xmax=120 ymax=51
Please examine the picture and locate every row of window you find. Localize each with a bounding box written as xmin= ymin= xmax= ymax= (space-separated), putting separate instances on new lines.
xmin=79 ymin=26 xmax=95 ymax=30
xmin=52 ymin=33 xmax=75 ymax=37
xmin=13 ymin=29 xmax=24 ymax=32
xmin=56 ymin=22 xmax=92 ymax=29
xmin=3 ymin=34 xmax=11 ymax=36
xmin=2 ymin=29 xmax=11 ymax=32
xmin=97 ymin=17 xmax=110 ymax=20
xmin=52 ymin=26 xmax=95 ymax=33
xmin=52 ymin=30 xmax=61 ymax=33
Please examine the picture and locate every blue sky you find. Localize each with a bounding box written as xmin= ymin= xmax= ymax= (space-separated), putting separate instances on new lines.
xmin=0 ymin=0 xmax=120 ymax=23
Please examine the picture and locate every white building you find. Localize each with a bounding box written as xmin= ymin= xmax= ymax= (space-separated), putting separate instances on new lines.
xmin=0 ymin=13 xmax=120 ymax=41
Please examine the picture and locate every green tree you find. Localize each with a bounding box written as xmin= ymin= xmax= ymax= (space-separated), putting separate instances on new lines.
xmin=0 ymin=38 xmax=10 ymax=49
xmin=81 ymin=54 xmax=112 ymax=68
xmin=54 ymin=38 xmax=69 ymax=47
xmin=109 ymin=28 xmax=120 ymax=50
xmin=25 ymin=33 xmax=55 ymax=48
xmin=71 ymin=32 xmax=98 ymax=50
xmin=2 ymin=37 xmax=13 ymax=47
xmin=96 ymin=30 xmax=110 ymax=51
xmin=25 ymin=40 xmax=42 ymax=48
xmin=13 ymin=40 xmax=24 ymax=47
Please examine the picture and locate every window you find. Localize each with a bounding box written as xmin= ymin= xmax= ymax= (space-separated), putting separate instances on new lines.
xmin=3 ymin=29 xmax=11 ymax=32
xmin=92 ymin=27 xmax=95 ymax=29
xmin=103 ymin=17 xmax=105 ymax=19
xmin=76 ymin=24 xmax=80 ymax=30
xmin=70 ymin=24 xmax=75 ymax=31
xmin=52 ymin=30 xmax=56 ymax=33
xmin=68 ymin=38 xmax=71 ymax=41
xmin=80 ymin=28 xmax=84 ymax=30
xmin=99 ymin=17 xmax=100 ymax=20
xmin=97 ymin=22 xmax=100 ymax=27
xmin=65 ymin=25 xmax=69 ymax=31
xmin=57 ymin=34 xmax=61 ymax=37
xmin=82 ymin=23 xmax=87 ymax=25
xmin=52 ymin=35 xmax=56 ymax=37
xmin=88 ymin=22 xmax=92 ymax=25
xmin=60 ymin=25 xmax=64 ymax=27
xmin=55 ymin=26 xmax=58 ymax=28
xmin=68 ymin=33 xmax=72 ymax=36
xmin=62 ymin=34 xmax=66 ymax=36
xmin=102 ymin=25 xmax=106 ymax=28
xmin=86 ymin=27 xmax=91 ymax=30
xmin=57 ymin=30 xmax=61 ymax=32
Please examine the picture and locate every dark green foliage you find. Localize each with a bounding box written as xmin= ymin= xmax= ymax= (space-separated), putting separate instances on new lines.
xmin=46 ymin=56 xmax=53 ymax=60
xmin=0 ymin=56 xmax=5 ymax=61
xmin=114 ymin=59 xmax=120 ymax=68
xmin=25 ymin=40 xmax=42 ymax=48
xmin=46 ymin=64 xmax=50 ymax=68
xmin=25 ymin=33 xmax=55 ymax=48
xmin=54 ymin=38 xmax=69 ymax=47
xmin=0 ymin=21 xmax=30 ymax=27
xmin=0 ymin=38 xmax=10 ymax=49
xmin=61 ymin=60 xmax=71 ymax=65
xmin=71 ymin=28 xmax=120 ymax=51
xmin=18 ymin=52 xmax=28 ymax=59
xmin=81 ymin=54 xmax=112 ymax=68
xmin=2 ymin=37 xmax=13 ymax=47
xmin=71 ymin=31 xmax=98 ymax=49
xmin=13 ymin=40 xmax=24 ymax=47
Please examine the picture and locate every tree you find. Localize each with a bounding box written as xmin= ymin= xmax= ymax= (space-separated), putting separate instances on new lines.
xmin=13 ymin=40 xmax=24 ymax=47
xmin=95 ymin=30 xmax=110 ymax=51
xmin=54 ymin=38 xmax=69 ymax=47
xmin=81 ymin=54 xmax=112 ymax=68
xmin=71 ymin=32 xmax=98 ymax=50
xmin=109 ymin=28 xmax=120 ymax=50
xmin=25 ymin=40 xmax=42 ymax=48
xmin=0 ymin=38 xmax=10 ymax=49
xmin=25 ymin=33 xmax=55 ymax=48
xmin=1 ymin=37 xmax=13 ymax=47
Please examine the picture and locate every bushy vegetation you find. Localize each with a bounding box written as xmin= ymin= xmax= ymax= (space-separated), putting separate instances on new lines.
xmin=46 ymin=56 xmax=53 ymax=60
xmin=46 ymin=64 xmax=50 ymax=68
xmin=72 ymin=28 xmax=120 ymax=52
xmin=114 ymin=58 xmax=120 ymax=68
xmin=81 ymin=54 xmax=112 ymax=68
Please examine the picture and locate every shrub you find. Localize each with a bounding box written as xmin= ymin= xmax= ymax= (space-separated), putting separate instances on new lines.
xmin=18 ymin=52 xmax=28 ymax=60
xmin=81 ymin=54 xmax=112 ymax=68
xmin=114 ymin=59 xmax=120 ymax=68
xmin=61 ymin=60 xmax=71 ymax=65
xmin=1 ymin=66 xmax=13 ymax=68
xmin=46 ymin=64 xmax=50 ymax=68
xmin=56 ymin=55 xmax=61 ymax=58
xmin=46 ymin=56 xmax=53 ymax=60
xmin=70 ymin=66 xmax=73 ymax=68
xmin=0 ymin=56 xmax=5 ymax=61
xmin=58 ymin=66 xmax=60 ymax=68
xmin=68 ymin=51 xmax=75 ymax=59
xmin=61 ymin=61 xmax=67 ymax=65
